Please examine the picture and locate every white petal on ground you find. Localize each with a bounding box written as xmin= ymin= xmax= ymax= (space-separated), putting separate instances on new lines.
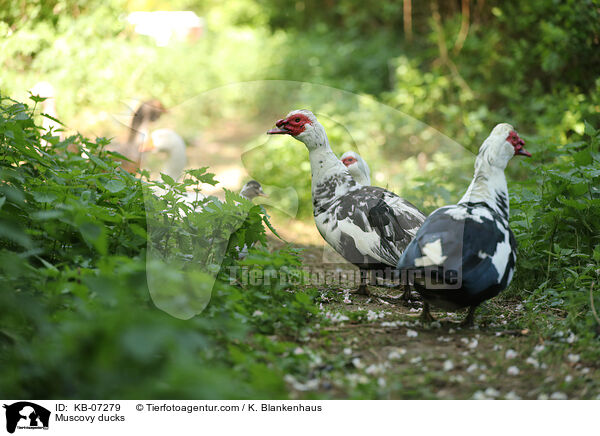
xmin=505 ymin=349 xmax=518 ymax=359
xmin=472 ymin=391 xmax=487 ymax=400
xmin=406 ymin=329 xmax=418 ymax=338
xmin=284 ymin=374 xmax=320 ymax=391
xmin=567 ymin=353 xmax=580 ymax=363
xmin=443 ymin=360 xmax=454 ymax=371
xmin=410 ymin=356 xmax=422 ymax=364
xmin=388 ymin=348 xmax=406 ymax=360
xmin=352 ymin=357 xmax=364 ymax=368
xmin=505 ymin=391 xmax=522 ymax=400
xmin=466 ymin=363 xmax=479 ymax=373
xmin=507 ymin=366 xmax=520 ymax=375
xmin=365 ymin=363 xmax=387 ymax=375
xmin=367 ymin=310 xmax=384 ymax=321
xmin=550 ymin=392 xmax=568 ymax=400
xmin=484 ymin=387 xmax=500 ymax=397
xmin=468 ymin=338 xmax=479 ymax=349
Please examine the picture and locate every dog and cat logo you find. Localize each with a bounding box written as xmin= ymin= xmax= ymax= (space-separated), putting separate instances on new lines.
xmin=3 ymin=402 xmax=50 ymax=433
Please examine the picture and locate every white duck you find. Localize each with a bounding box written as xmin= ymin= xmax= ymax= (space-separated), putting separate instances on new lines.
xmin=268 ymin=110 xmax=426 ymax=295
xmin=341 ymin=151 xmax=371 ymax=185
xmin=140 ymin=128 xmax=188 ymax=181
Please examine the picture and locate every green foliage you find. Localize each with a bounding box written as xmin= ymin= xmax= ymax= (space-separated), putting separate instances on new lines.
xmin=0 ymin=95 xmax=321 ymax=398
xmin=510 ymin=126 xmax=600 ymax=350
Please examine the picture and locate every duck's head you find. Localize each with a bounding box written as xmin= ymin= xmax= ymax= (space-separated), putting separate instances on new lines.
xmin=477 ymin=123 xmax=531 ymax=170
xmin=267 ymin=110 xmax=327 ymax=150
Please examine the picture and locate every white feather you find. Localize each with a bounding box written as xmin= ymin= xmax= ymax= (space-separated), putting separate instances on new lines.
xmin=414 ymin=239 xmax=447 ymax=267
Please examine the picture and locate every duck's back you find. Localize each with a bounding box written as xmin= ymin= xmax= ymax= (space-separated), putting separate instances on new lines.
xmin=398 ymin=203 xmax=516 ymax=308
xmin=315 ymin=185 xmax=425 ymax=268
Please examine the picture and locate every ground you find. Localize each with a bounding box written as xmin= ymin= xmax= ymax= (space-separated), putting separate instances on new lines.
xmin=279 ymin=243 xmax=600 ymax=400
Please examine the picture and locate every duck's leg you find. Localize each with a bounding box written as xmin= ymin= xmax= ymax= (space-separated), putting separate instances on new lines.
xmin=400 ymin=286 xmax=413 ymax=302
xmin=355 ymin=268 xmax=370 ymax=295
xmin=420 ymin=301 xmax=435 ymax=323
xmin=369 ymin=269 xmax=378 ymax=286
xmin=460 ymin=306 xmax=477 ymax=327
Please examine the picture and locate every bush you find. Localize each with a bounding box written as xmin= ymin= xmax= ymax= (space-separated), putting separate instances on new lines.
xmin=510 ymin=123 xmax=600 ymax=354
xmin=0 ymin=94 xmax=321 ymax=398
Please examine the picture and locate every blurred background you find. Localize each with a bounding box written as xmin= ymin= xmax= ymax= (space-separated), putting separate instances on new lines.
xmin=0 ymin=0 xmax=600 ymax=232
xmin=1 ymin=0 xmax=599 ymax=238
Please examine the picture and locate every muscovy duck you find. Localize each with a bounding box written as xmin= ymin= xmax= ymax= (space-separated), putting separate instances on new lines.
xmin=397 ymin=123 xmax=531 ymax=325
xmin=268 ymin=110 xmax=425 ymax=295
xmin=140 ymin=128 xmax=187 ymax=181
xmin=108 ymin=99 xmax=166 ymax=173
xmin=341 ymin=151 xmax=371 ymax=185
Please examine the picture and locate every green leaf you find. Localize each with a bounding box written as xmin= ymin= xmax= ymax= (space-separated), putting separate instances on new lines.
xmin=0 ymin=222 xmax=33 ymax=249
xmin=88 ymin=154 xmax=110 ymax=170
xmin=31 ymin=191 xmax=58 ymax=203
xmin=103 ymin=179 xmax=126 ymax=193
xmin=31 ymin=210 xmax=63 ymax=220
xmin=79 ymin=221 xmax=107 ymax=254
xmin=160 ymin=173 xmax=176 ymax=186
xmin=584 ymin=121 xmax=597 ymax=137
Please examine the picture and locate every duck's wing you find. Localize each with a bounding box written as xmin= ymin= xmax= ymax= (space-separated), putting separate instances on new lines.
xmin=329 ymin=186 xmax=425 ymax=266
xmin=398 ymin=204 xmax=516 ymax=294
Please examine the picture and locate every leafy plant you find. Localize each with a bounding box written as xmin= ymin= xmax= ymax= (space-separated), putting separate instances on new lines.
xmin=0 ymin=94 xmax=321 ymax=398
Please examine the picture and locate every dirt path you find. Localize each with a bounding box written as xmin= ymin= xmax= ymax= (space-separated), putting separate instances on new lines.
xmin=284 ymin=244 xmax=600 ymax=399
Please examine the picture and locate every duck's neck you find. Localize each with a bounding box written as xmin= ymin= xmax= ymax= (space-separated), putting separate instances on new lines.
xmin=348 ymin=164 xmax=370 ymax=186
xmin=127 ymin=109 xmax=152 ymax=147
xmin=459 ymin=162 xmax=509 ymax=219
xmin=307 ymin=141 xmax=357 ymax=213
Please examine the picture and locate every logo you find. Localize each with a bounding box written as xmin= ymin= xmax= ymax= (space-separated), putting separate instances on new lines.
xmin=3 ymin=402 xmax=50 ymax=434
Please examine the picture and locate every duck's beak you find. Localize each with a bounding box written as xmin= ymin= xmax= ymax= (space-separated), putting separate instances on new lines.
xmin=514 ymin=140 xmax=531 ymax=157
xmin=267 ymin=118 xmax=290 ymax=135
xmin=515 ymin=145 xmax=532 ymax=157
xmin=258 ymin=189 xmax=268 ymax=197
xmin=139 ymin=135 xmax=155 ymax=152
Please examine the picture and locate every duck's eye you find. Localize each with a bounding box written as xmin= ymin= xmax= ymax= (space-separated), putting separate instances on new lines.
xmin=295 ymin=118 xmax=301 ymax=123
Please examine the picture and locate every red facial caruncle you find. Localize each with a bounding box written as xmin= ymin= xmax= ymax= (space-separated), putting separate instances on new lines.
xmin=267 ymin=113 xmax=312 ymax=136
xmin=506 ymin=130 xmax=531 ymax=157
xmin=342 ymin=156 xmax=358 ymax=167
